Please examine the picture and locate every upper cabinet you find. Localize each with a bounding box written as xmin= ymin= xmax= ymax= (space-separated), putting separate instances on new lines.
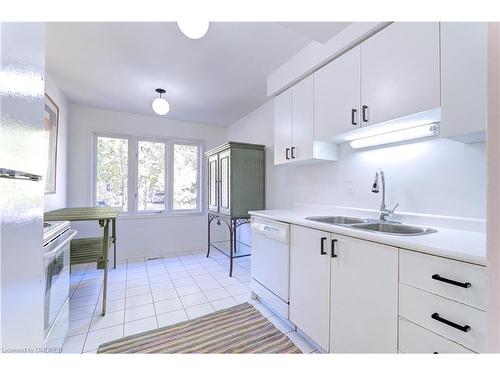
xmin=440 ymin=22 xmax=487 ymax=143
xmin=274 ymin=75 xmax=339 ymax=165
xmin=314 ymin=46 xmax=361 ymax=141
xmin=360 ymin=22 xmax=440 ymax=126
xmin=311 ymin=22 xmax=441 ymax=144
xmin=274 ymin=88 xmax=292 ymax=165
xmin=275 ymin=21 xmax=486 ymax=157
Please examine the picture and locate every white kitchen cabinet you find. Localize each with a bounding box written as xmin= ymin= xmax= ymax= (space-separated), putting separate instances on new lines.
xmin=399 ymin=317 xmax=474 ymax=354
xmin=289 ymin=225 xmax=331 ymax=351
xmin=398 ymin=250 xmax=486 ymax=353
xmin=330 ymin=234 xmax=398 ymax=353
xmin=289 ymin=225 xmax=398 ymax=353
xmin=399 ymin=283 xmax=486 ymax=353
xmin=291 ymin=76 xmax=314 ymax=162
xmin=360 ymin=22 xmax=440 ymax=127
xmin=273 ymin=88 xmax=292 ymax=165
xmin=314 ymin=46 xmax=361 ymax=141
xmin=274 ymin=76 xmax=338 ymax=166
xmin=440 ymin=22 xmax=487 ymax=143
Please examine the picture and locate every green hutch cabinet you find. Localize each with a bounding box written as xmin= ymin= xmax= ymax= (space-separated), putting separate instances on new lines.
xmin=205 ymin=142 xmax=265 ymax=276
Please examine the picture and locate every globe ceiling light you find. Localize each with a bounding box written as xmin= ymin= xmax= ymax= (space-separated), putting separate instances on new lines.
xmin=177 ymin=20 xmax=210 ymax=39
xmin=152 ymin=88 xmax=169 ymax=115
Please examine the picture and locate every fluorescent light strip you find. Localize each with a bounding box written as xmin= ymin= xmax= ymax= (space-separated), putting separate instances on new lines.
xmin=350 ymin=123 xmax=439 ymax=149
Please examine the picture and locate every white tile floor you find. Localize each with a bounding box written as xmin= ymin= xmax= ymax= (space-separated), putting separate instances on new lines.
xmin=57 ymin=249 xmax=318 ymax=354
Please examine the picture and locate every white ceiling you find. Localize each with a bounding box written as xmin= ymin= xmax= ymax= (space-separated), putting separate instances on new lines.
xmin=46 ymin=22 xmax=350 ymax=126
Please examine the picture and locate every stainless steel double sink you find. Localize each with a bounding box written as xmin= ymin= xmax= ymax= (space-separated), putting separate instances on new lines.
xmin=305 ymin=216 xmax=437 ymax=236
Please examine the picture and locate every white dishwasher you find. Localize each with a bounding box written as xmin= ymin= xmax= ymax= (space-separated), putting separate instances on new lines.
xmin=250 ymin=217 xmax=290 ymax=319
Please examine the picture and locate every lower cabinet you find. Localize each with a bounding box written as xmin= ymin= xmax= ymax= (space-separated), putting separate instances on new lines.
xmin=289 ymin=225 xmax=331 ymax=351
xmin=398 ymin=317 xmax=474 ymax=354
xmin=398 ymin=250 xmax=486 ymax=353
xmin=288 ymin=224 xmax=485 ymax=353
xmin=289 ymin=225 xmax=398 ymax=353
xmin=330 ymin=235 xmax=398 ymax=353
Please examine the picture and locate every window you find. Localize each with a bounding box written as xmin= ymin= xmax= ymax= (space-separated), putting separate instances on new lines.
xmin=93 ymin=134 xmax=201 ymax=216
xmin=173 ymin=144 xmax=199 ymax=210
xmin=137 ymin=141 xmax=165 ymax=212
xmin=95 ymin=136 xmax=128 ymax=211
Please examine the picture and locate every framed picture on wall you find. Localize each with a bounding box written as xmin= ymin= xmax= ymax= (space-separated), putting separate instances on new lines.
xmin=44 ymin=93 xmax=59 ymax=194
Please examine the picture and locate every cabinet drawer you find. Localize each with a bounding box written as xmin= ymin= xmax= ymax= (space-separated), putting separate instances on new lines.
xmin=399 ymin=317 xmax=474 ymax=353
xmin=399 ymin=249 xmax=486 ymax=310
xmin=399 ymin=283 xmax=486 ymax=352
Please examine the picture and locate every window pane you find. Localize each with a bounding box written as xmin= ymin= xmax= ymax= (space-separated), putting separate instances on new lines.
xmin=173 ymin=144 xmax=198 ymax=210
xmin=137 ymin=141 xmax=165 ymax=211
xmin=96 ymin=136 xmax=128 ymax=211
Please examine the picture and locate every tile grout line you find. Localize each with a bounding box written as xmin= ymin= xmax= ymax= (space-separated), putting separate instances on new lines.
xmin=195 ymin=252 xmax=244 ymax=308
xmin=79 ymin=266 xmax=104 ymax=354
xmin=161 ymin=254 xmax=189 ymax=319
xmin=145 ymin=256 xmax=162 ymax=328
xmin=186 ymin=255 xmax=231 ymax=312
xmin=123 ymin=258 xmax=130 ymax=338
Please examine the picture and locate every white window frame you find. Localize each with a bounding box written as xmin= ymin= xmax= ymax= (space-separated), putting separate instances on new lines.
xmin=92 ymin=133 xmax=132 ymax=213
xmin=92 ymin=132 xmax=203 ymax=218
xmin=170 ymin=139 xmax=203 ymax=213
xmin=135 ymin=137 xmax=168 ymax=214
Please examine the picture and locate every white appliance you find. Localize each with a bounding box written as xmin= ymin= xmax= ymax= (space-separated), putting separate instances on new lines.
xmin=250 ymin=217 xmax=290 ymax=319
xmin=42 ymin=221 xmax=76 ymax=346
xmin=0 ymin=22 xmax=48 ymax=351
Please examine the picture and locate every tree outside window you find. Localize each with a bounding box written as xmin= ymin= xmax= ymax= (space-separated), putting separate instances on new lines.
xmin=96 ymin=136 xmax=128 ymax=211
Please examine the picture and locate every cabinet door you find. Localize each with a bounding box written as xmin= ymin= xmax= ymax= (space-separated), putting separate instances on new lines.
xmin=440 ymin=22 xmax=487 ymax=142
xmin=274 ymin=89 xmax=292 ymax=165
xmin=289 ymin=225 xmax=331 ymax=351
xmin=330 ymin=235 xmax=398 ymax=353
xmin=218 ymin=150 xmax=231 ymax=215
xmin=207 ymin=154 xmax=219 ymax=212
xmin=291 ymin=75 xmax=314 ymax=162
xmin=360 ymin=22 xmax=440 ymax=126
xmin=314 ymin=46 xmax=361 ymax=140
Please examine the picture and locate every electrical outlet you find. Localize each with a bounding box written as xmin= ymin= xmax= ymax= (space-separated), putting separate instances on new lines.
xmin=346 ymin=179 xmax=355 ymax=193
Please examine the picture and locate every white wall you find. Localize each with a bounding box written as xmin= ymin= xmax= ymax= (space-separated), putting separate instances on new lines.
xmin=44 ymin=75 xmax=69 ymax=212
xmin=227 ymin=100 xmax=487 ymax=222
xmin=67 ymin=105 xmax=226 ymax=259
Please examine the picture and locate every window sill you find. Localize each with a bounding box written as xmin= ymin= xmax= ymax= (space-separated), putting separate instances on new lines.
xmin=117 ymin=211 xmax=205 ymax=220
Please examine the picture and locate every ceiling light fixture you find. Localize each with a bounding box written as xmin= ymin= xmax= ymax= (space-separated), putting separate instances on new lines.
xmin=349 ymin=123 xmax=440 ymax=149
xmin=152 ymin=88 xmax=169 ymax=115
xmin=177 ymin=20 xmax=210 ymax=39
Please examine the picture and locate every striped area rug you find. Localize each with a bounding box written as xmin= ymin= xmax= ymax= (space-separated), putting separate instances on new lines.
xmin=97 ymin=303 xmax=301 ymax=354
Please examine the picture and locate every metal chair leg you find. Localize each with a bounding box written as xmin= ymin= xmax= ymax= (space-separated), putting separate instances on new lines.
xmin=100 ymin=219 xmax=109 ymax=316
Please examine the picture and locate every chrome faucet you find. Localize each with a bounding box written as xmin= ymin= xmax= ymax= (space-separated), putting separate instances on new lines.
xmin=372 ymin=169 xmax=399 ymax=222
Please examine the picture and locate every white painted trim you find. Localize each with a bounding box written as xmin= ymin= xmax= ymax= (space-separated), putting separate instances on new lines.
xmin=267 ymin=22 xmax=391 ymax=97
xmin=487 ymin=22 xmax=500 ymax=353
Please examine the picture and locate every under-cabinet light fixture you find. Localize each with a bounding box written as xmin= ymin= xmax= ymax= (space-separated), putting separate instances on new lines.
xmin=349 ymin=123 xmax=440 ymax=149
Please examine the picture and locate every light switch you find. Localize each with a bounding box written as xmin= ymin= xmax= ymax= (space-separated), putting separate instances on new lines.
xmin=346 ymin=179 xmax=355 ymax=193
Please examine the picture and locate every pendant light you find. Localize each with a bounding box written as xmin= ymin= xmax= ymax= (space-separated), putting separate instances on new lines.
xmin=152 ymin=88 xmax=169 ymax=115
xmin=177 ymin=20 xmax=210 ymax=39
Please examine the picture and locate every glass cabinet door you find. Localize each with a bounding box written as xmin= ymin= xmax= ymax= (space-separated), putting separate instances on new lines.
xmin=208 ymin=154 xmax=219 ymax=212
xmin=219 ymin=150 xmax=231 ymax=215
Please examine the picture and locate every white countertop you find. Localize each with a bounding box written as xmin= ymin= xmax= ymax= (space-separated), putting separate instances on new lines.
xmin=248 ymin=209 xmax=486 ymax=266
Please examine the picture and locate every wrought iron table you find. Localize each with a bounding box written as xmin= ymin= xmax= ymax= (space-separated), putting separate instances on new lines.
xmin=207 ymin=212 xmax=251 ymax=277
